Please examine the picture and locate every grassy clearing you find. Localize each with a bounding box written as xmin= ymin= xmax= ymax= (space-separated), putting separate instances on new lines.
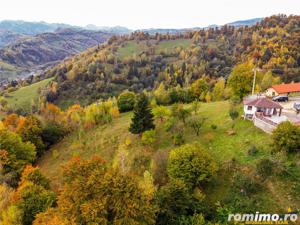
xmin=117 ymin=39 xmax=192 ymax=59
xmin=117 ymin=41 xmax=147 ymax=59
xmin=5 ymin=78 xmax=52 ymax=112
xmin=0 ymin=60 xmax=23 ymax=80
xmin=37 ymin=101 xmax=300 ymax=210
xmin=155 ymin=39 xmax=192 ymax=53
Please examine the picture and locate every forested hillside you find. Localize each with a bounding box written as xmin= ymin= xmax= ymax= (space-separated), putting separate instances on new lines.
xmin=39 ymin=15 xmax=300 ymax=108
xmin=0 ymin=29 xmax=112 ymax=68
xmin=0 ymin=29 xmax=112 ymax=82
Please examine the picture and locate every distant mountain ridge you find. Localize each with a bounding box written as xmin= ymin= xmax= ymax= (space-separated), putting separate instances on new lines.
xmin=0 ymin=20 xmax=78 ymax=35
xmin=85 ymin=25 xmax=131 ymax=34
xmin=0 ymin=17 xmax=263 ymax=38
xmin=226 ymin=18 xmax=263 ymax=27
xmin=138 ymin=18 xmax=263 ymax=34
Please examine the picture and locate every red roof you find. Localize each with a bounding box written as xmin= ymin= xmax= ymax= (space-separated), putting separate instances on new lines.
xmin=245 ymin=97 xmax=283 ymax=109
xmin=272 ymin=82 xmax=300 ymax=94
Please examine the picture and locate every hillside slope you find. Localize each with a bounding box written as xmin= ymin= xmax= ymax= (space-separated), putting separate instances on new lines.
xmin=0 ymin=28 xmax=112 ymax=82
xmin=37 ymin=101 xmax=300 ymax=212
xmin=39 ymin=15 xmax=300 ymax=107
xmin=4 ymin=78 xmax=53 ymax=113
xmin=0 ymin=30 xmax=25 ymax=48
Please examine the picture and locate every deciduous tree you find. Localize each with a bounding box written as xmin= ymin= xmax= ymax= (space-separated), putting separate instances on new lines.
xmin=17 ymin=116 xmax=45 ymax=157
xmin=54 ymin=157 xmax=156 ymax=225
xmin=227 ymin=63 xmax=254 ymax=100
xmin=167 ymin=144 xmax=218 ymax=189
xmin=0 ymin=130 xmax=36 ymax=185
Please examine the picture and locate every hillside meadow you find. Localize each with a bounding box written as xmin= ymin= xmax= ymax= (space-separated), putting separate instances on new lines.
xmin=37 ymin=101 xmax=300 ymax=212
xmin=4 ymin=78 xmax=53 ymax=112
xmin=117 ymin=39 xmax=193 ymax=59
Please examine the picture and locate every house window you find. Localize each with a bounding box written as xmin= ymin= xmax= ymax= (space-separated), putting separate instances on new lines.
xmin=247 ymin=106 xmax=253 ymax=110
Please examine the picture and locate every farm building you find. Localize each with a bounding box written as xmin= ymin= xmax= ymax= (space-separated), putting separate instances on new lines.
xmin=266 ymin=82 xmax=300 ymax=97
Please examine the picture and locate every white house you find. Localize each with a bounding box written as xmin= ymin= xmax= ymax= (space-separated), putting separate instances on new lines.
xmin=243 ymin=97 xmax=283 ymax=119
xmin=243 ymin=97 xmax=288 ymax=133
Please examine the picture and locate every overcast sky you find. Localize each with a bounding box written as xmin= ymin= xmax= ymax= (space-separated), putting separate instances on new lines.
xmin=0 ymin=0 xmax=299 ymax=29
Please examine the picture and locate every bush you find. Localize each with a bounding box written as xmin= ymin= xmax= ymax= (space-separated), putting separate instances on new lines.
xmin=188 ymin=117 xmax=206 ymax=136
xmin=256 ymin=158 xmax=276 ymax=179
xmin=132 ymin=153 xmax=151 ymax=176
xmin=211 ymin=124 xmax=217 ymax=130
xmin=229 ymin=108 xmax=239 ymax=121
xmin=152 ymin=105 xmax=171 ymax=122
xmin=177 ymin=214 xmax=205 ymax=225
xmin=117 ymin=90 xmax=136 ymax=112
xmin=172 ymin=104 xmax=191 ymax=124
xmin=247 ymin=145 xmax=259 ymax=156
xmin=272 ymin=121 xmax=300 ymax=153
xmin=42 ymin=122 xmax=66 ymax=148
xmin=155 ymin=179 xmax=203 ymax=225
xmin=151 ymin=150 xmax=169 ymax=186
xmin=229 ymin=107 xmax=239 ymax=128
xmin=172 ymin=133 xmax=185 ymax=146
xmin=164 ymin=117 xmax=176 ymax=132
xmin=141 ymin=129 xmax=156 ymax=145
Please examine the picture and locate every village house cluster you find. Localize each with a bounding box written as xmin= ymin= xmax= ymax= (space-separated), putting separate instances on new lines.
xmin=244 ymin=82 xmax=300 ymax=133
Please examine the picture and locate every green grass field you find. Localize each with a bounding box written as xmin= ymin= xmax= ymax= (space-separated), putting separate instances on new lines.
xmin=5 ymin=78 xmax=53 ymax=112
xmin=155 ymin=39 xmax=192 ymax=53
xmin=0 ymin=60 xmax=23 ymax=80
xmin=37 ymin=101 xmax=300 ymax=211
xmin=117 ymin=41 xmax=147 ymax=59
xmin=117 ymin=39 xmax=192 ymax=59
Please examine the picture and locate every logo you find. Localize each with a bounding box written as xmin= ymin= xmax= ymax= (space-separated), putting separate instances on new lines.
xmin=228 ymin=211 xmax=298 ymax=224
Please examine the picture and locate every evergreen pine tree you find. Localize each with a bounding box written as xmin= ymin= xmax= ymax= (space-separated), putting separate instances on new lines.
xmin=129 ymin=93 xmax=155 ymax=134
